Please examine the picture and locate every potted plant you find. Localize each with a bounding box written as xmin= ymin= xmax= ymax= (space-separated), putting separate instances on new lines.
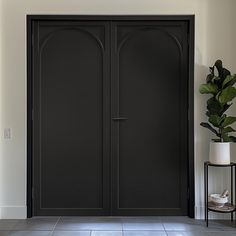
xmin=199 ymin=60 xmax=236 ymax=164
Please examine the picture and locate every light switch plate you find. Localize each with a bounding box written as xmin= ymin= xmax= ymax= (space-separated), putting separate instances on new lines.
xmin=4 ymin=128 xmax=11 ymax=139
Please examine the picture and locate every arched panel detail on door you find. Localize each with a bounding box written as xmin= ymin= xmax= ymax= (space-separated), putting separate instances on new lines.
xmin=39 ymin=28 xmax=105 ymax=53
xmin=112 ymin=22 xmax=189 ymax=215
xmin=32 ymin=22 xmax=111 ymax=216
xmin=117 ymin=27 xmax=183 ymax=53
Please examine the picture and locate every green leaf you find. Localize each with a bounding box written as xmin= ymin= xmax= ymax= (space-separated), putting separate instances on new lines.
xmin=218 ymin=86 xmax=236 ymax=104
xmin=199 ymin=83 xmax=218 ymax=94
xmin=214 ymin=60 xmax=223 ymax=77
xmin=207 ymin=97 xmax=222 ymax=116
xmin=220 ymin=103 xmax=232 ymax=115
xmin=206 ymin=98 xmax=231 ymax=117
xmin=222 ymin=75 xmax=233 ymax=88
xmin=222 ymin=134 xmax=231 ymax=142
xmin=206 ymin=97 xmax=232 ymax=117
xmin=222 ymin=75 xmax=236 ymax=88
xmin=229 ymin=136 xmax=236 ymax=142
xmin=206 ymin=74 xmax=214 ymax=83
xmin=222 ymin=126 xmax=236 ymax=133
xmin=212 ymin=138 xmax=221 ymax=142
xmin=208 ymin=115 xmax=223 ymax=128
xmin=209 ymin=66 xmax=214 ymax=75
xmin=221 ymin=116 xmax=236 ymax=127
xmin=222 ymin=68 xmax=231 ymax=79
xmin=200 ymin=122 xmax=218 ymax=135
xmin=214 ymin=60 xmax=223 ymax=69
xmin=213 ymin=76 xmax=221 ymax=81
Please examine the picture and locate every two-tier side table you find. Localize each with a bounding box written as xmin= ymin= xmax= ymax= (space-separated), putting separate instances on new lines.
xmin=204 ymin=161 xmax=236 ymax=227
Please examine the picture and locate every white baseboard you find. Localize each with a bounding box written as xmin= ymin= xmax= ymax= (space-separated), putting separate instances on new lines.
xmin=0 ymin=206 xmax=27 ymax=219
xmin=195 ymin=205 xmax=204 ymax=219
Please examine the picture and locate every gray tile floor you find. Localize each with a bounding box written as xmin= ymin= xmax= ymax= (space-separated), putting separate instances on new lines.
xmin=0 ymin=217 xmax=236 ymax=236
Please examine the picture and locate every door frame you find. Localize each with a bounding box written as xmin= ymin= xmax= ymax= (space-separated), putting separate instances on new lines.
xmin=27 ymin=14 xmax=195 ymax=218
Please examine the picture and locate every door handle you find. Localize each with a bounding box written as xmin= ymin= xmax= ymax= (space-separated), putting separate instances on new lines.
xmin=112 ymin=117 xmax=128 ymax=121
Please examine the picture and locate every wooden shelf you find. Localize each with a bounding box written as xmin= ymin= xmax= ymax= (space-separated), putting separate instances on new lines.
xmin=208 ymin=202 xmax=236 ymax=213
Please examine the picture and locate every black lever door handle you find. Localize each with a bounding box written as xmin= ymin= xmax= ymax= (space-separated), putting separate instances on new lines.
xmin=112 ymin=117 xmax=128 ymax=121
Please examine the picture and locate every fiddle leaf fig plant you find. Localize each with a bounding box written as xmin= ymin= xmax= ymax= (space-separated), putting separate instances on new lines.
xmin=199 ymin=60 xmax=236 ymax=142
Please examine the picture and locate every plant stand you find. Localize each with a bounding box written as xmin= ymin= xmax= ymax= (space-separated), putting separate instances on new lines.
xmin=204 ymin=161 xmax=236 ymax=227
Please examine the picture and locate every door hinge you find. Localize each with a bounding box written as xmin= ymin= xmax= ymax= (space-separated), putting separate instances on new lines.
xmin=32 ymin=187 xmax=34 ymax=199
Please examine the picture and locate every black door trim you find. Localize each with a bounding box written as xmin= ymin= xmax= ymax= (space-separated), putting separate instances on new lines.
xmin=27 ymin=14 xmax=194 ymax=218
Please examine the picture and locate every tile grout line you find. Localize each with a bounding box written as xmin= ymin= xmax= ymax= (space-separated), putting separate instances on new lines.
xmin=162 ymin=221 xmax=170 ymax=236
xmin=165 ymin=226 xmax=169 ymax=236
xmin=50 ymin=216 xmax=61 ymax=236
xmin=122 ymin=219 xmax=124 ymax=236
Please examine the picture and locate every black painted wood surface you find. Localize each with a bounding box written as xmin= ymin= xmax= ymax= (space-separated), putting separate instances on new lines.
xmin=32 ymin=21 xmax=111 ymax=215
xmin=111 ymin=21 xmax=188 ymax=215
xmin=29 ymin=16 xmax=193 ymax=216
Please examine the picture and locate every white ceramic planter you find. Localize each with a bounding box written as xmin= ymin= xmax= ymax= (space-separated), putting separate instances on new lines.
xmin=209 ymin=142 xmax=231 ymax=165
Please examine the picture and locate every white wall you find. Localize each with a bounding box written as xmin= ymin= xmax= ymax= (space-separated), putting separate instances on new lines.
xmin=0 ymin=0 xmax=236 ymax=219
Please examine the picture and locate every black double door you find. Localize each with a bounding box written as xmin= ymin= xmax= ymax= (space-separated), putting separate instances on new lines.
xmin=31 ymin=18 xmax=190 ymax=216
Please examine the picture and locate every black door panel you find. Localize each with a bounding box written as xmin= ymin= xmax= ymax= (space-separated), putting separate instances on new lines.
xmin=31 ymin=19 xmax=190 ymax=216
xmin=32 ymin=21 xmax=110 ymax=215
xmin=111 ymin=22 xmax=188 ymax=215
